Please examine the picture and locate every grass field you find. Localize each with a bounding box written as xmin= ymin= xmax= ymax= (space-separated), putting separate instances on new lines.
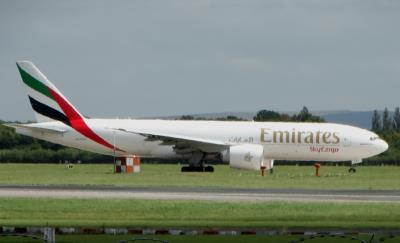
xmin=0 ymin=164 xmax=400 ymax=233
xmin=0 ymin=163 xmax=399 ymax=190
xmin=0 ymin=198 xmax=399 ymax=228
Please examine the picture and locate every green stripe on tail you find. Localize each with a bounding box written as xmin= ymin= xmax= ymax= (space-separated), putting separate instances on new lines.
xmin=17 ymin=64 xmax=54 ymax=100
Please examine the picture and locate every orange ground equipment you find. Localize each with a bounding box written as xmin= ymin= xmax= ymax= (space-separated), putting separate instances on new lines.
xmin=115 ymin=156 xmax=141 ymax=173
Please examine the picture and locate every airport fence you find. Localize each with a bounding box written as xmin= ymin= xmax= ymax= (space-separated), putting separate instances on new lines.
xmin=1 ymin=227 xmax=400 ymax=243
xmin=291 ymin=233 xmax=399 ymax=243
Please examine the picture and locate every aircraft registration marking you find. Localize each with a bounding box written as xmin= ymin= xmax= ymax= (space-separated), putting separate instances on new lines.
xmin=228 ymin=137 xmax=254 ymax=143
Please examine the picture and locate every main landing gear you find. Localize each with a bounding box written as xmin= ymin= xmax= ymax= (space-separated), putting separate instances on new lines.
xmin=181 ymin=152 xmax=215 ymax=173
xmin=181 ymin=166 xmax=214 ymax=172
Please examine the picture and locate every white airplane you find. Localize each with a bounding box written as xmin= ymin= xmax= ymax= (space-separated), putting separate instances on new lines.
xmin=8 ymin=61 xmax=388 ymax=173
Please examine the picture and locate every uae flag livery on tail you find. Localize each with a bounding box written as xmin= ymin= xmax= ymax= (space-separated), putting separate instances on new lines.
xmin=16 ymin=61 xmax=124 ymax=152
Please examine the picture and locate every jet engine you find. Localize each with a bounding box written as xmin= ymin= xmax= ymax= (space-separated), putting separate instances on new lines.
xmin=228 ymin=144 xmax=265 ymax=171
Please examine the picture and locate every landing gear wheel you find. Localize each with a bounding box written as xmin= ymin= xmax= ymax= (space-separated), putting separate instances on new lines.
xmin=205 ymin=166 xmax=214 ymax=172
xmin=348 ymin=167 xmax=356 ymax=173
xmin=181 ymin=166 xmax=214 ymax=173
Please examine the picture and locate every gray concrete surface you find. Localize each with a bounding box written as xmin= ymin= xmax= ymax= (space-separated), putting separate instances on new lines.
xmin=0 ymin=185 xmax=399 ymax=202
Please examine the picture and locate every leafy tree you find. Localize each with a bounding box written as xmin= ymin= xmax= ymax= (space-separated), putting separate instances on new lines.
xmin=179 ymin=115 xmax=195 ymax=120
xmin=292 ymin=106 xmax=324 ymax=122
xmin=382 ymin=108 xmax=392 ymax=133
xmin=296 ymin=106 xmax=311 ymax=121
xmin=393 ymin=107 xmax=400 ymax=132
xmin=279 ymin=113 xmax=292 ymax=121
xmin=253 ymin=110 xmax=281 ymax=121
xmin=216 ymin=116 xmax=245 ymax=121
xmin=371 ymin=110 xmax=382 ymax=132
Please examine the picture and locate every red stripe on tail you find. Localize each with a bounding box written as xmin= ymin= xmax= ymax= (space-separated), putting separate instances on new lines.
xmin=48 ymin=88 xmax=124 ymax=152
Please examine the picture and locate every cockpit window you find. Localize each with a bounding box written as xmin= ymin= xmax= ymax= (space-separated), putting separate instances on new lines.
xmin=370 ymin=136 xmax=379 ymax=141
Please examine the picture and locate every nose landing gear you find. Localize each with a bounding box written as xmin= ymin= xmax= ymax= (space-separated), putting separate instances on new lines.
xmin=349 ymin=159 xmax=362 ymax=173
xmin=348 ymin=167 xmax=357 ymax=173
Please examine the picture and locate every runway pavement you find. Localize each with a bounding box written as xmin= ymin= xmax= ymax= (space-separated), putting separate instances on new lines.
xmin=0 ymin=185 xmax=399 ymax=202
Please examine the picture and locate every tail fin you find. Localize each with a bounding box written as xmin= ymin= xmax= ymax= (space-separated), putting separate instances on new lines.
xmin=16 ymin=61 xmax=84 ymax=126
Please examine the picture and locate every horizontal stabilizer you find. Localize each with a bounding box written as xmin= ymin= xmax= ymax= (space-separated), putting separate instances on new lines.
xmin=4 ymin=123 xmax=67 ymax=134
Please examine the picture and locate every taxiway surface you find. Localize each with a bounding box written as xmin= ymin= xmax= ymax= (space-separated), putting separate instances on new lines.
xmin=0 ymin=185 xmax=399 ymax=202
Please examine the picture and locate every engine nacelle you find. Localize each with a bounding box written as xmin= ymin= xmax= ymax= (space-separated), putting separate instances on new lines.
xmin=229 ymin=144 xmax=264 ymax=171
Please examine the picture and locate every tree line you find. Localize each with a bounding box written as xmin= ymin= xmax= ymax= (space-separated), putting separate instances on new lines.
xmin=178 ymin=115 xmax=246 ymax=121
xmin=371 ymin=107 xmax=400 ymax=133
xmin=178 ymin=106 xmax=324 ymax=122
xmin=367 ymin=107 xmax=400 ymax=165
xmin=253 ymin=106 xmax=324 ymax=122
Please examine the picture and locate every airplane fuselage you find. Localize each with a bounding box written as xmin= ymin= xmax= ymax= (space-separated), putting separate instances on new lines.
xmin=15 ymin=119 xmax=388 ymax=163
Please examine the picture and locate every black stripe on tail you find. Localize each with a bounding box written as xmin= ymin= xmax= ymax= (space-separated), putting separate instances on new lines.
xmin=28 ymin=96 xmax=71 ymax=126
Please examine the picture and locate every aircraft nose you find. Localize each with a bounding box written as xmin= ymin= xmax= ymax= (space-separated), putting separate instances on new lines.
xmin=377 ymin=139 xmax=389 ymax=153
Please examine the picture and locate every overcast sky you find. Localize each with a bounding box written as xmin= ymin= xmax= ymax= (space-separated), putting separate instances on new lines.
xmin=1 ymin=0 xmax=399 ymax=121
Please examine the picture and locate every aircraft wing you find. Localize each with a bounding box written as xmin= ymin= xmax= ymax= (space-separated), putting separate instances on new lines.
xmin=114 ymin=128 xmax=229 ymax=153
xmin=4 ymin=123 xmax=67 ymax=134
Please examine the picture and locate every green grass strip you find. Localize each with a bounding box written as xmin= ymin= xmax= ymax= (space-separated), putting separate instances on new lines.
xmin=0 ymin=164 xmax=400 ymax=190
xmin=0 ymin=198 xmax=399 ymax=228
